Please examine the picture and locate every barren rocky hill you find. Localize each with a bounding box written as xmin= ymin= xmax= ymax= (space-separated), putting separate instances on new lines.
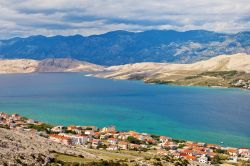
xmin=0 ymin=128 xmax=96 ymax=165
xmin=94 ymin=53 xmax=250 ymax=87
xmin=0 ymin=58 xmax=104 ymax=73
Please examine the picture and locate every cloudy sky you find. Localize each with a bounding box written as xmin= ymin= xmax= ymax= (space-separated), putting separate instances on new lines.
xmin=0 ymin=0 xmax=250 ymax=39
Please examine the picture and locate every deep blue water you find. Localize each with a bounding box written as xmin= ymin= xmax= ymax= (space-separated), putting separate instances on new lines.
xmin=0 ymin=73 xmax=249 ymax=147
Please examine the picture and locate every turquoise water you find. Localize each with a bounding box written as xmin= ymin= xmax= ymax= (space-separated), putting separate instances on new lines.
xmin=0 ymin=73 xmax=250 ymax=148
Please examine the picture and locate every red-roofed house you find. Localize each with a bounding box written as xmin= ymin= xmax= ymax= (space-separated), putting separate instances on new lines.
xmin=118 ymin=141 xmax=128 ymax=150
xmin=49 ymin=134 xmax=71 ymax=145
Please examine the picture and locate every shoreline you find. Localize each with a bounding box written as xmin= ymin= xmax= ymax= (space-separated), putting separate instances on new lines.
xmin=0 ymin=71 xmax=249 ymax=90
xmin=1 ymin=111 xmax=249 ymax=150
xmin=1 ymin=112 xmax=250 ymax=165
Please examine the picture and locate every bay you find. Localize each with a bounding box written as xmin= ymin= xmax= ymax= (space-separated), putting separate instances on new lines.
xmin=0 ymin=73 xmax=249 ymax=148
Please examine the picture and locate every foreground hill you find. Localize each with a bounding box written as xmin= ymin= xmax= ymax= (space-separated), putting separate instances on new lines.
xmin=0 ymin=30 xmax=249 ymax=65
xmin=95 ymin=53 xmax=250 ymax=87
xmin=0 ymin=128 xmax=96 ymax=165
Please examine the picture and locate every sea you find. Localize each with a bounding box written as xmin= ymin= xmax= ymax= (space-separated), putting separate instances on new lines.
xmin=0 ymin=73 xmax=249 ymax=148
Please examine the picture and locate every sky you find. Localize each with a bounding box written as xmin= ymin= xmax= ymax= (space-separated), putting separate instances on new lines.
xmin=0 ymin=0 xmax=250 ymax=39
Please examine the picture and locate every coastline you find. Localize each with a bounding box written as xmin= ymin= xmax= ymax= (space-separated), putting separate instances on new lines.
xmin=1 ymin=112 xmax=250 ymax=165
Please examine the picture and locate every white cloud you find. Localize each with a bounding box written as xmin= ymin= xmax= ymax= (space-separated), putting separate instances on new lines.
xmin=0 ymin=0 xmax=250 ymax=39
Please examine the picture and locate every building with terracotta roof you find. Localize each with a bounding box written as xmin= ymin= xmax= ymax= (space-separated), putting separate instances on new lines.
xmin=49 ymin=134 xmax=71 ymax=145
xmin=185 ymin=155 xmax=197 ymax=161
xmin=118 ymin=141 xmax=128 ymax=150
xmin=227 ymin=148 xmax=238 ymax=156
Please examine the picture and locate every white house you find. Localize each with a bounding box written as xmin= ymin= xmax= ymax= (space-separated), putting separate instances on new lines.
xmin=107 ymin=145 xmax=118 ymax=151
xmin=51 ymin=126 xmax=64 ymax=133
xmin=101 ymin=126 xmax=116 ymax=133
xmin=59 ymin=133 xmax=89 ymax=145
xmin=85 ymin=130 xmax=94 ymax=135
xmin=27 ymin=119 xmax=35 ymax=124
xmin=198 ymin=155 xmax=208 ymax=164
xmin=108 ymin=138 xmax=118 ymax=145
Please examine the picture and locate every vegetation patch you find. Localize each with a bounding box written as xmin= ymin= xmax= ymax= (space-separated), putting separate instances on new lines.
xmin=200 ymin=70 xmax=239 ymax=78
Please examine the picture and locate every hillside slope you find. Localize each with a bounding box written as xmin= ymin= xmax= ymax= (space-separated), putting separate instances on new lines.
xmin=0 ymin=128 xmax=96 ymax=165
xmin=0 ymin=58 xmax=104 ymax=73
xmin=94 ymin=53 xmax=250 ymax=87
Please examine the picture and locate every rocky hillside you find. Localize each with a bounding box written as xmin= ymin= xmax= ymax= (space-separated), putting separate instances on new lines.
xmin=0 ymin=30 xmax=249 ymax=65
xmin=0 ymin=128 xmax=96 ymax=165
xmin=0 ymin=58 xmax=104 ymax=73
xmin=94 ymin=53 xmax=250 ymax=87
xmin=0 ymin=59 xmax=38 ymax=73
xmin=37 ymin=58 xmax=104 ymax=72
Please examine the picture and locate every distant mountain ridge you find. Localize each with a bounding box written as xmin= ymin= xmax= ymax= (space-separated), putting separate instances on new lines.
xmin=0 ymin=30 xmax=250 ymax=65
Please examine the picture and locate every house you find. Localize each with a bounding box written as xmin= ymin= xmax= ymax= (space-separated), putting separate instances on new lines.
xmin=140 ymin=144 xmax=148 ymax=149
xmin=118 ymin=141 xmax=128 ymax=150
xmin=59 ymin=134 xmax=89 ymax=145
xmin=93 ymin=132 xmax=101 ymax=138
xmin=182 ymin=149 xmax=194 ymax=156
xmin=92 ymin=139 xmax=101 ymax=149
xmin=198 ymin=155 xmax=208 ymax=164
xmin=128 ymin=131 xmax=139 ymax=137
xmin=0 ymin=112 xmax=9 ymax=119
xmin=197 ymin=142 xmax=206 ymax=147
xmin=67 ymin=125 xmax=77 ymax=131
xmin=49 ymin=134 xmax=71 ymax=145
xmin=27 ymin=119 xmax=35 ymax=124
xmin=108 ymin=138 xmax=118 ymax=145
xmin=206 ymin=144 xmax=220 ymax=149
xmin=113 ymin=133 xmax=119 ymax=138
xmin=129 ymin=143 xmax=140 ymax=150
xmin=51 ymin=126 xmax=64 ymax=133
xmin=107 ymin=145 xmax=118 ymax=151
xmin=159 ymin=136 xmax=171 ymax=143
xmin=162 ymin=141 xmax=177 ymax=149
xmin=238 ymin=148 xmax=250 ymax=158
xmin=85 ymin=130 xmax=94 ymax=135
xmin=100 ymin=134 xmax=109 ymax=140
xmin=117 ymin=133 xmax=127 ymax=140
xmin=207 ymin=152 xmax=216 ymax=158
xmin=82 ymin=126 xmax=98 ymax=131
xmin=11 ymin=114 xmax=21 ymax=120
xmin=185 ymin=155 xmax=196 ymax=161
xmin=227 ymin=148 xmax=238 ymax=156
xmin=101 ymin=125 xmax=116 ymax=133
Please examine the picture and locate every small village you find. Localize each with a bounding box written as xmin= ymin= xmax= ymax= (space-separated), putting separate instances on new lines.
xmin=1 ymin=112 xmax=250 ymax=165
xmin=232 ymin=79 xmax=250 ymax=90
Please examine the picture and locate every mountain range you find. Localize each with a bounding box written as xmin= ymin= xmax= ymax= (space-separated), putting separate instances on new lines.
xmin=0 ymin=30 xmax=250 ymax=66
